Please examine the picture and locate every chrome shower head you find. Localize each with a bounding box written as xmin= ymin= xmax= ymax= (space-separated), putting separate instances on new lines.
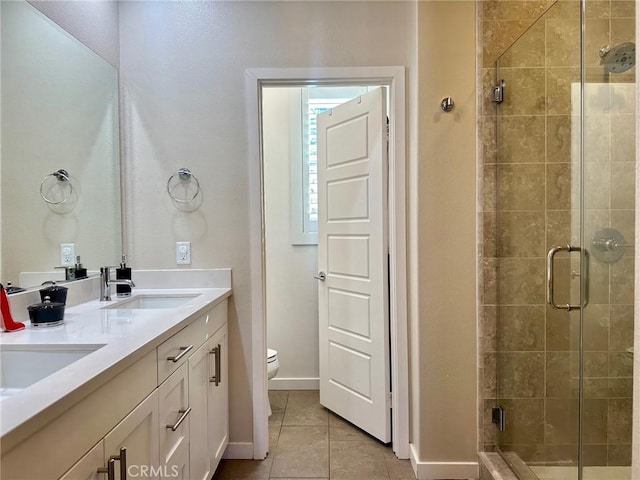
xmin=599 ymin=42 xmax=636 ymax=73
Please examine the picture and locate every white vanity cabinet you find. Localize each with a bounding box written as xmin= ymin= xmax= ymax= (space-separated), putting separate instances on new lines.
xmin=188 ymin=321 xmax=229 ymax=480
xmin=188 ymin=306 xmax=229 ymax=480
xmin=61 ymin=390 xmax=161 ymax=480
xmin=1 ymin=350 xmax=157 ymax=480
xmin=0 ymin=297 xmax=229 ymax=480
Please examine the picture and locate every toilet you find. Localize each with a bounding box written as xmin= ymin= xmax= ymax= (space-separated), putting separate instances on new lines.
xmin=267 ymin=348 xmax=280 ymax=416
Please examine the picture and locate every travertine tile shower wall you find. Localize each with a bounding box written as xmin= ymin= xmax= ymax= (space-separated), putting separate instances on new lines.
xmin=479 ymin=0 xmax=635 ymax=466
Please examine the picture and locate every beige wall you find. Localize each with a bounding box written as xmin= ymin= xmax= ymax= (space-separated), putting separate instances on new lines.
xmin=119 ymin=0 xmax=413 ymax=447
xmin=414 ymin=0 xmax=478 ymax=470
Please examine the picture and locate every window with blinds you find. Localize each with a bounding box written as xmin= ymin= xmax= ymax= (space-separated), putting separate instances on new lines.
xmin=290 ymin=86 xmax=377 ymax=245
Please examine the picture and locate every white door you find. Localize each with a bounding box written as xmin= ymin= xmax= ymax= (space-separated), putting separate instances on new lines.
xmin=317 ymin=87 xmax=390 ymax=443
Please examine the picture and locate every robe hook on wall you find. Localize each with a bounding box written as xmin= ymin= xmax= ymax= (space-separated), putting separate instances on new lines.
xmin=440 ymin=97 xmax=455 ymax=112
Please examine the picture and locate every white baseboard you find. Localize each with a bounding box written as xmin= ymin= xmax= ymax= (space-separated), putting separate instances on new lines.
xmin=268 ymin=377 xmax=319 ymax=390
xmin=223 ymin=442 xmax=254 ymax=459
xmin=410 ymin=443 xmax=479 ymax=479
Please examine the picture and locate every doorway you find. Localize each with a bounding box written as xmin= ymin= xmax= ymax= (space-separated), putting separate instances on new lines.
xmin=263 ymin=85 xmax=390 ymax=441
xmin=262 ymin=85 xmax=381 ymax=391
xmin=246 ymin=66 xmax=408 ymax=460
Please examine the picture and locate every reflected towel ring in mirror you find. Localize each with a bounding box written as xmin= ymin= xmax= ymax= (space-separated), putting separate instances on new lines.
xmin=40 ymin=169 xmax=73 ymax=205
xmin=167 ymin=168 xmax=201 ymax=203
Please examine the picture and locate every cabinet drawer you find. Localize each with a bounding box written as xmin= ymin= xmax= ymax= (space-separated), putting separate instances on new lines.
xmin=205 ymin=300 xmax=227 ymax=337
xmin=157 ymin=316 xmax=207 ymax=384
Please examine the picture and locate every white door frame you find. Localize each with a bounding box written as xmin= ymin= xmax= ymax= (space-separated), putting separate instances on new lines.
xmin=245 ymin=66 xmax=408 ymax=460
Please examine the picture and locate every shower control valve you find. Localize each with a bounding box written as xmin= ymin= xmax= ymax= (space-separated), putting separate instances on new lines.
xmin=591 ymin=227 xmax=632 ymax=263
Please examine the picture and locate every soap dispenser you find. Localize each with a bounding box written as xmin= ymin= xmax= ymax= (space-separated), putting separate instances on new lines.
xmin=74 ymin=256 xmax=88 ymax=279
xmin=116 ymin=254 xmax=132 ymax=297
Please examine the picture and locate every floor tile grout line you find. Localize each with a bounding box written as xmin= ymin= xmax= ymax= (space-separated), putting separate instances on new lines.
xmin=267 ymin=390 xmax=287 ymax=479
xmin=265 ymin=390 xmax=403 ymax=480
xmin=328 ymin=406 xmax=332 ymax=479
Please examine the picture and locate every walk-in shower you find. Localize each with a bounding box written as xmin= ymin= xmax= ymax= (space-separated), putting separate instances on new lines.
xmin=481 ymin=0 xmax=636 ymax=479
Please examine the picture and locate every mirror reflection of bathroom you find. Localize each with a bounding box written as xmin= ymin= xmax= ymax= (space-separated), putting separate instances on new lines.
xmin=261 ymin=85 xmax=382 ymax=414
xmin=0 ymin=0 xmax=122 ymax=290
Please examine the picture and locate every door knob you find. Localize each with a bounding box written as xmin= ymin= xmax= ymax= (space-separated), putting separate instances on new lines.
xmin=314 ymin=272 xmax=326 ymax=281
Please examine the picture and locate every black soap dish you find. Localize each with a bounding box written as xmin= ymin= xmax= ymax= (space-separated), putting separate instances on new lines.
xmin=28 ymin=296 xmax=65 ymax=327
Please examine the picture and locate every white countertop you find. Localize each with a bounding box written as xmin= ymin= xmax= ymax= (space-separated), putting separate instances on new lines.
xmin=0 ymin=283 xmax=231 ymax=446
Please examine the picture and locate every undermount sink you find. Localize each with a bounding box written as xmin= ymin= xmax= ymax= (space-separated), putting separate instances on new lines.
xmin=0 ymin=344 xmax=105 ymax=400
xmin=103 ymin=294 xmax=199 ymax=310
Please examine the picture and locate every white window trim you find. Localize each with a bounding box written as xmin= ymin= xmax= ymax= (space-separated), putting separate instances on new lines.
xmin=289 ymin=88 xmax=318 ymax=245
xmin=290 ymin=87 xmax=376 ymax=246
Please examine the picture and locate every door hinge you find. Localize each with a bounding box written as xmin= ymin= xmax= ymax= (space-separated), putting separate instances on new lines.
xmin=492 ymin=405 xmax=505 ymax=432
xmin=387 ymin=392 xmax=392 ymax=408
xmin=491 ymin=80 xmax=505 ymax=104
xmin=386 ymin=116 xmax=390 ymax=144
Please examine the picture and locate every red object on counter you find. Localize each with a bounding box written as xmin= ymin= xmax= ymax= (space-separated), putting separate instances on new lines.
xmin=0 ymin=283 xmax=25 ymax=332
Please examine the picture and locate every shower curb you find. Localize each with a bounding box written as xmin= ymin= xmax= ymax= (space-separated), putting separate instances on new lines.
xmin=479 ymin=452 xmax=536 ymax=480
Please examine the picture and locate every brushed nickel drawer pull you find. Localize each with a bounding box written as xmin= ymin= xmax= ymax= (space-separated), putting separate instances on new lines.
xmin=97 ymin=458 xmax=116 ymax=480
xmin=166 ymin=407 xmax=192 ymax=431
xmin=98 ymin=447 xmax=127 ymax=480
xmin=209 ymin=344 xmax=221 ymax=386
xmin=167 ymin=345 xmax=193 ymax=363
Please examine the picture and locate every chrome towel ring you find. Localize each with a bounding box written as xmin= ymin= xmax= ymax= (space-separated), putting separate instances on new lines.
xmin=40 ymin=169 xmax=73 ymax=205
xmin=167 ymin=168 xmax=201 ymax=203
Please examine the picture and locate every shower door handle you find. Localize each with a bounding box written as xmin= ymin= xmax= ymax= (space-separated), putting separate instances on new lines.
xmin=546 ymin=245 xmax=582 ymax=311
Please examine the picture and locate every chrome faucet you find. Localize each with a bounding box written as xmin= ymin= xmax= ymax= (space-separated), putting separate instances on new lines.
xmin=100 ymin=266 xmax=135 ymax=301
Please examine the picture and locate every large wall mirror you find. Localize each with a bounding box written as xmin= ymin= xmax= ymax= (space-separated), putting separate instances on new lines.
xmin=1 ymin=0 xmax=122 ymax=289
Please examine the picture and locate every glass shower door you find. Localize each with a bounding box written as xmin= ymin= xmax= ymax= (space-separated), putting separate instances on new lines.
xmin=580 ymin=1 xmax=635 ymax=473
xmin=493 ymin=0 xmax=583 ymax=475
xmin=492 ymin=0 xmax=637 ymax=478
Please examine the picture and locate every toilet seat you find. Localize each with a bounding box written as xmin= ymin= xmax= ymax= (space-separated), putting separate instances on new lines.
xmin=267 ymin=348 xmax=278 ymax=362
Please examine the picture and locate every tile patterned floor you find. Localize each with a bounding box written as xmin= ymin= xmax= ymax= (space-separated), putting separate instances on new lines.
xmin=213 ymin=390 xmax=416 ymax=480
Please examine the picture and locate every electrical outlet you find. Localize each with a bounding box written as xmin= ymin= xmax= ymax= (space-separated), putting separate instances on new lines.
xmin=176 ymin=241 xmax=191 ymax=265
xmin=60 ymin=243 xmax=75 ymax=266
